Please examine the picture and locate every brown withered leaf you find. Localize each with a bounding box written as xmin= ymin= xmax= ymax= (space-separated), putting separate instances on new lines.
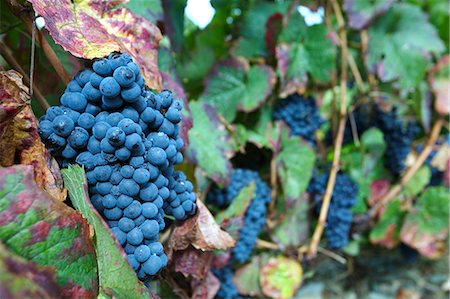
xmin=168 ymin=200 xmax=235 ymax=253
xmin=191 ymin=271 xmax=220 ymax=299
xmin=0 ymin=70 xmax=65 ymax=201
xmin=172 ymin=247 xmax=213 ymax=280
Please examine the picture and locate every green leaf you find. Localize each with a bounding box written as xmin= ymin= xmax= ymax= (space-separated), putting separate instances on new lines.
xmin=216 ymin=183 xmax=255 ymax=224
xmin=62 ymin=166 xmax=151 ymax=299
xmin=361 ymin=128 xmax=386 ymax=154
xmin=126 ymin=0 xmax=163 ymax=23
xmin=0 ymin=242 xmax=61 ymax=298
xmin=402 ymin=166 xmax=431 ymax=198
xmin=234 ymin=255 xmax=264 ymax=297
xmin=272 ymin=195 xmax=309 ymax=247
xmin=232 ymin=2 xmax=289 ymax=59
xmin=343 ymin=0 xmax=395 ymax=29
xmin=370 ymin=199 xmax=405 ymax=248
xmin=367 ymin=3 xmax=445 ymax=91
xmin=200 ymin=59 xmax=275 ymax=122
xmin=260 ymin=256 xmax=303 ymax=299
xmin=276 ymin=130 xmax=316 ymax=200
xmin=186 ymin=102 xmax=233 ymax=185
xmin=0 ymin=165 xmax=98 ymax=298
xmin=176 ymin=45 xmax=215 ymax=82
xmin=401 ymin=187 xmax=450 ymax=258
xmin=277 ymin=13 xmax=336 ymax=97
xmin=162 ymin=0 xmax=186 ymax=52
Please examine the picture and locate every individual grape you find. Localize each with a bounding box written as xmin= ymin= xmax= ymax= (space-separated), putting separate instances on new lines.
xmin=89 ymin=72 xmax=104 ymax=88
xmin=94 ymin=165 xmax=113 ymax=182
xmin=129 ymin=156 xmax=145 ymax=168
xmin=133 ymin=168 xmax=150 ymax=185
xmin=106 ymin=127 xmax=126 ymax=146
xmin=93 ymin=58 xmax=113 ymax=76
xmin=142 ymin=202 xmax=158 ymax=219
xmin=121 ymin=107 xmax=140 ymax=123
xmin=99 ymin=77 xmax=121 ymax=97
xmin=127 ymin=227 xmax=144 ymax=245
xmin=81 ymin=82 xmax=102 ymax=102
xmin=147 ymin=147 xmax=167 ymax=166
xmin=140 ymin=183 xmax=158 ymax=201
xmin=87 ymin=136 xmax=101 ymax=154
xmin=75 ymin=69 xmax=93 ymax=86
xmin=113 ymin=66 xmax=136 ymax=87
xmin=142 ymin=255 xmax=162 ymax=276
xmin=121 ymin=83 xmax=141 ymax=102
xmin=127 ymin=62 xmax=140 ymax=76
xmin=85 ymin=103 xmax=101 ymax=115
xmin=117 ymin=194 xmax=133 ymax=209
xmin=38 ymin=119 xmax=54 ymax=139
xmin=116 ymin=147 xmax=131 ymax=161
xmin=102 ymin=95 xmax=123 ymax=110
xmin=123 ymin=200 xmax=142 ymax=219
xmin=66 ymin=80 xmax=82 ymax=92
xmin=108 ymin=53 xmax=128 ymax=69
xmin=118 ymin=118 xmax=141 ymax=135
xmin=102 ymin=194 xmax=117 ymax=209
xmin=46 ymin=106 xmax=63 ymax=121
xmin=61 ymin=92 xmax=87 ymax=112
xmin=68 ymin=127 xmax=89 ymax=149
xmin=140 ymin=107 xmax=156 ymax=124
xmin=52 ymin=115 xmax=75 ymax=137
xmin=118 ymin=217 xmax=135 ymax=233
xmin=140 ymin=220 xmax=159 ymax=239
xmin=104 ymin=207 xmax=123 ymax=221
xmin=92 ymin=121 xmax=111 ymax=140
xmin=134 ymin=245 xmax=151 ymax=263
xmin=62 ymin=144 xmax=77 ymax=159
xmin=127 ymin=254 xmax=140 ymax=271
xmin=78 ymin=113 xmax=95 ymax=130
xmin=48 ymin=133 xmax=66 ymax=148
xmin=97 ymin=182 xmax=113 ymax=195
xmin=165 ymin=107 xmax=181 ymax=124
xmin=75 ymin=151 xmax=95 ymax=170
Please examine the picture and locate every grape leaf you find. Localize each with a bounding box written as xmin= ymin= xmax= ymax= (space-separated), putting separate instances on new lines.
xmin=260 ymin=256 xmax=303 ymax=299
xmin=272 ymin=194 xmax=309 ymax=248
xmin=401 ymin=187 xmax=449 ymax=258
xmin=401 ymin=166 xmax=431 ymax=198
xmin=343 ymin=0 xmax=395 ymax=29
xmin=185 ymin=102 xmax=233 ymax=185
xmin=158 ymin=47 xmax=193 ymax=146
xmin=367 ymin=3 xmax=445 ymax=91
xmin=234 ymin=255 xmax=264 ymax=297
xmin=168 ymin=200 xmax=235 ymax=252
xmin=277 ymin=13 xmax=336 ymax=97
xmin=276 ymin=129 xmax=316 ymax=200
xmin=0 ymin=165 xmax=98 ymax=298
xmin=429 ymin=55 xmax=450 ymax=115
xmin=232 ymin=2 xmax=288 ymax=59
xmin=0 ymin=242 xmax=61 ymax=298
xmin=370 ymin=199 xmax=405 ymax=249
xmin=199 ymin=59 xmax=275 ymax=122
xmin=28 ymin=0 xmax=162 ymax=90
xmin=126 ymin=0 xmax=163 ymax=24
xmin=215 ymin=183 xmax=255 ymax=224
xmin=0 ymin=70 xmax=65 ymax=201
xmin=61 ymin=166 xmax=152 ymax=299
xmin=161 ymin=0 xmax=186 ymax=52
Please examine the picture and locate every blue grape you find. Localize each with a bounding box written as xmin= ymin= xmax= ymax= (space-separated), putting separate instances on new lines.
xmin=75 ymin=69 xmax=93 ymax=86
xmin=118 ymin=217 xmax=135 ymax=233
xmin=93 ymin=58 xmax=113 ymax=76
xmin=61 ymin=92 xmax=87 ymax=112
xmin=68 ymin=127 xmax=89 ymax=149
xmin=94 ymin=165 xmax=113 ymax=182
xmin=92 ymin=121 xmax=111 ymax=140
xmin=127 ymin=254 xmax=140 ymax=270
xmin=117 ymin=194 xmax=133 ymax=209
xmin=127 ymin=227 xmax=144 ymax=245
xmin=106 ymin=127 xmax=126 ymax=146
xmin=78 ymin=113 xmax=95 ymax=130
xmin=52 ymin=115 xmax=75 ymax=137
xmin=38 ymin=119 xmax=54 ymax=139
xmin=147 ymin=147 xmax=167 ymax=166
xmin=66 ymin=80 xmax=82 ymax=92
xmin=113 ymin=66 xmax=136 ymax=87
xmin=89 ymin=72 xmax=104 ymax=88
xmin=102 ymin=194 xmax=117 ymax=209
xmin=111 ymin=227 xmax=126 ymax=245
xmin=123 ymin=200 xmax=142 ymax=219
xmin=140 ymin=220 xmax=159 ymax=239
xmin=142 ymin=202 xmax=158 ymax=219
xmin=121 ymin=83 xmax=141 ymax=102
xmin=104 ymin=207 xmax=123 ymax=220
xmin=81 ymin=82 xmax=102 ymax=102
xmin=119 ymin=179 xmax=140 ymax=197
xmin=134 ymin=245 xmax=151 ymax=263
xmin=99 ymin=77 xmax=121 ymax=97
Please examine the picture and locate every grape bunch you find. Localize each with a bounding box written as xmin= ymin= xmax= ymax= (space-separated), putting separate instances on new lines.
xmin=375 ymin=106 xmax=419 ymax=176
xmin=273 ymin=94 xmax=324 ymax=145
xmin=37 ymin=52 xmax=197 ymax=280
xmin=308 ymin=172 xmax=358 ymax=249
xmin=207 ymin=168 xmax=272 ymax=263
xmin=212 ymin=267 xmax=240 ymax=299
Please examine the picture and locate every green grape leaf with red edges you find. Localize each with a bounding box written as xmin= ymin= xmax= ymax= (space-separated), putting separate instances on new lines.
xmin=0 ymin=242 xmax=61 ymax=299
xmin=28 ymin=0 xmax=162 ymax=90
xmin=276 ymin=127 xmax=316 ymax=201
xmin=277 ymin=13 xmax=336 ymax=97
xmin=400 ymin=187 xmax=449 ymax=259
xmin=343 ymin=0 xmax=395 ymax=29
xmin=367 ymin=3 xmax=445 ymax=91
xmin=61 ymin=166 xmax=153 ymax=299
xmin=185 ymin=102 xmax=233 ymax=185
xmin=199 ymin=59 xmax=275 ymax=122
xmin=0 ymin=165 xmax=98 ymax=298
xmin=370 ymin=199 xmax=405 ymax=249
xmin=232 ymin=2 xmax=288 ymax=59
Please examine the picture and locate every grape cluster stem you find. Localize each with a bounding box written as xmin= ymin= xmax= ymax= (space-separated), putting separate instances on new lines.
xmin=307 ymin=0 xmax=348 ymax=258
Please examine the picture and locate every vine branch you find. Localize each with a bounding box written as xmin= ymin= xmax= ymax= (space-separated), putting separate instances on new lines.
xmin=6 ymin=0 xmax=71 ymax=84
xmin=370 ymin=118 xmax=444 ymax=216
xmin=0 ymin=42 xmax=49 ymax=110
xmin=307 ymin=0 xmax=348 ymax=258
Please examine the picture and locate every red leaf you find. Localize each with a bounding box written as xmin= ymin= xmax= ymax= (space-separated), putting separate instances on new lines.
xmin=28 ymin=0 xmax=162 ymax=89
